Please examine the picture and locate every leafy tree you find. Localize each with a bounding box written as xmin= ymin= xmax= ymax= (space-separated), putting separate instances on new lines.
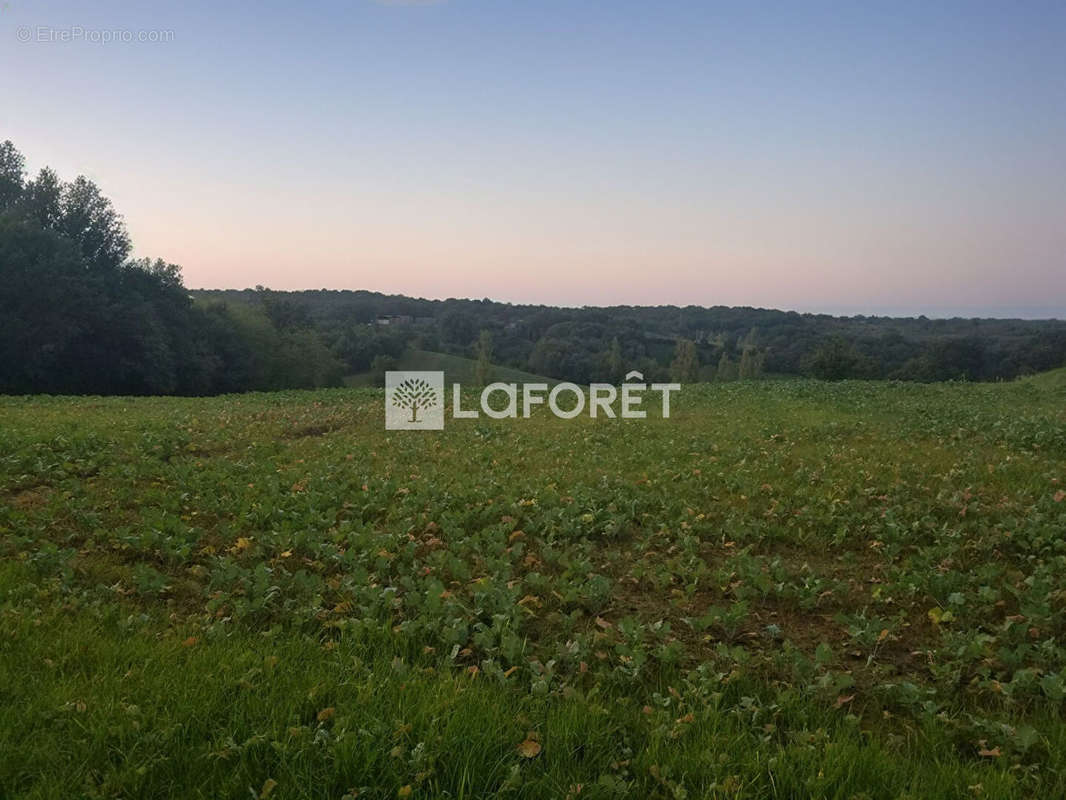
xmin=257 ymin=289 xmax=314 ymax=332
xmin=528 ymin=337 xmax=570 ymax=379
xmin=58 ymin=175 xmax=131 ymax=270
xmin=0 ymin=140 xmax=25 ymax=212
xmin=806 ymin=336 xmax=865 ymax=380
xmin=738 ymin=347 xmax=765 ymax=380
xmin=0 ymin=218 xmax=99 ymax=393
xmin=717 ymin=353 xmax=738 ymax=382
xmin=20 ymin=167 xmax=63 ymax=228
xmin=475 ymin=329 xmax=493 ymax=385
xmin=371 ymin=354 xmax=398 ymax=387
xmin=439 ymin=310 xmax=476 ymax=346
xmin=671 ymin=338 xmax=699 ymax=382
xmin=606 ymin=336 xmax=623 ymax=383
xmin=0 ymin=141 xmax=343 ymax=396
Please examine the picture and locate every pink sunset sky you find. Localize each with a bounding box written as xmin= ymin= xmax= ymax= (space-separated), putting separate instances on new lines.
xmin=3 ymin=0 xmax=1064 ymax=317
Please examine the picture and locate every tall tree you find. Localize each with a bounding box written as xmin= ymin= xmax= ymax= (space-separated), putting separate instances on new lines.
xmin=59 ymin=175 xmax=131 ymax=270
xmin=606 ymin=336 xmax=623 ymax=383
xmin=0 ymin=140 xmax=25 ymax=212
xmin=671 ymin=338 xmax=699 ymax=383
xmin=717 ymin=353 xmax=737 ymax=381
xmin=738 ymin=347 xmax=765 ymax=380
xmin=0 ymin=140 xmax=343 ymax=396
xmin=475 ymin=329 xmax=494 ymax=385
xmin=20 ymin=167 xmax=63 ymax=228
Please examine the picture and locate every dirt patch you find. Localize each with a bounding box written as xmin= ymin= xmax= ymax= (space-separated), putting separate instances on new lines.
xmin=10 ymin=486 xmax=53 ymax=510
xmin=284 ymin=422 xmax=344 ymax=439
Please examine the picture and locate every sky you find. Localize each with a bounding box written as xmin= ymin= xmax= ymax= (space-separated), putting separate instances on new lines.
xmin=2 ymin=0 xmax=1064 ymax=317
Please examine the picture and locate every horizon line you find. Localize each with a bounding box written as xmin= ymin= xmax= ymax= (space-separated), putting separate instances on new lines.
xmin=186 ymin=286 xmax=1065 ymax=322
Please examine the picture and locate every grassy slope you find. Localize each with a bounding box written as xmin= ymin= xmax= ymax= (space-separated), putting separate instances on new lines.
xmin=2 ymin=377 xmax=1066 ymax=798
xmin=1019 ymin=366 xmax=1066 ymax=391
xmin=345 ymin=349 xmax=553 ymax=387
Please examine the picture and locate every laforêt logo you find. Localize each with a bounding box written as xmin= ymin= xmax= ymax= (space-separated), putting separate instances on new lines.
xmin=385 ymin=370 xmax=680 ymax=430
xmin=386 ymin=371 xmax=444 ymax=430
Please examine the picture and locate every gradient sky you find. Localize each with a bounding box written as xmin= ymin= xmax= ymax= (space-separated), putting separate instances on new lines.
xmin=2 ymin=1 xmax=1064 ymax=317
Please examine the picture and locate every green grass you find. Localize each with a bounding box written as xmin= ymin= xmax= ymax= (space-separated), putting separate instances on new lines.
xmin=2 ymin=376 xmax=1066 ymax=798
xmin=1019 ymin=365 xmax=1066 ymax=391
xmin=344 ymin=349 xmax=553 ymax=387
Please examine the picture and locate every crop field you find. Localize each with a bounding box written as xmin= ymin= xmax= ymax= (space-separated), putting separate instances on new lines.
xmin=343 ymin=350 xmax=553 ymax=388
xmin=2 ymin=378 xmax=1066 ymax=799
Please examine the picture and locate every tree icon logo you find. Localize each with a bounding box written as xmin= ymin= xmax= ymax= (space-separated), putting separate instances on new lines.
xmin=392 ymin=377 xmax=439 ymax=422
xmin=385 ymin=371 xmax=445 ymax=430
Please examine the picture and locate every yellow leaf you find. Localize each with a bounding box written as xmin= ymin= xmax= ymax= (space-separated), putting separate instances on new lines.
xmin=517 ymin=738 xmax=542 ymax=758
xmin=317 ymin=707 xmax=335 ymax=722
xmin=397 ymin=785 xmax=413 ymax=798
xmin=259 ymin=778 xmax=278 ymax=799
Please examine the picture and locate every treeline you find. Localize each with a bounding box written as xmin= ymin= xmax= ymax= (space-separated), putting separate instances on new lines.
xmin=196 ymin=289 xmax=1066 ymax=385
xmin=4 ymin=139 xmax=1064 ymax=396
xmin=0 ymin=141 xmax=344 ymax=396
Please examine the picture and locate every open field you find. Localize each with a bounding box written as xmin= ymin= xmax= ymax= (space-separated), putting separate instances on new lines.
xmin=344 ymin=350 xmax=553 ymax=388
xmin=2 ymin=379 xmax=1066 ymax=799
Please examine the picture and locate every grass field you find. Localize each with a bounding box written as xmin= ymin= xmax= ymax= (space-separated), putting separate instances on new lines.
xmin=2 ymin=378 xmax=1066 ymax=799
xmin=344 ymin=349 xmax=553 ymax=387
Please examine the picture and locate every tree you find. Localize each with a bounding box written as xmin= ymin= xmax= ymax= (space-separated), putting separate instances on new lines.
xmin=58 ymin=175 xmax=131 ymax=270
xmin=0 ymin=140 xmax=346 ymax=396
xmin=806 ymin=336 xmax=863 ymax=380
xmin=528 ymin=337 xmax=569 ymax=379
xmin=0 ymin=140 xmax=25 ymax=212
xmin=392 ymin=376 xmax=440 ymax=422
xmin=257 ymin=289 xmax=314 ymax=331
xmin=671 ymin=338 xmax=699 ymax=382
xmin=475 ymin=329 xmax=493 ymax=385
xmin=738 ymin=347 xmax=765 ymax=380
xmin=0 ymin=218 xmax=98 ymax=393
xmin=439 ymin=310 xmax=476 ymax=346
xmin=717 ymin=353 xmax=737 ymax=382
xmin=370 ymin=354 xmax=397 ymax=387
xmin=606 ymin=336 xmax=623 ymax=383
xmin=20 ymin=167 xmax=63 ymax=228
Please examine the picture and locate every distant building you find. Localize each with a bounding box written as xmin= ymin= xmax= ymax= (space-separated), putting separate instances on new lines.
xmin=375 ymin=315 xmax=413 ymax=326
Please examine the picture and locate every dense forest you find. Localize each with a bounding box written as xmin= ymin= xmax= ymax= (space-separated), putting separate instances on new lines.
xmin=197 ymin=287 xmax=1066 ymax=386
xmin=2 ymin=139 xmax=1064 ymax=396
xmin=0 ymin=141 xmax=344 ymax=396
